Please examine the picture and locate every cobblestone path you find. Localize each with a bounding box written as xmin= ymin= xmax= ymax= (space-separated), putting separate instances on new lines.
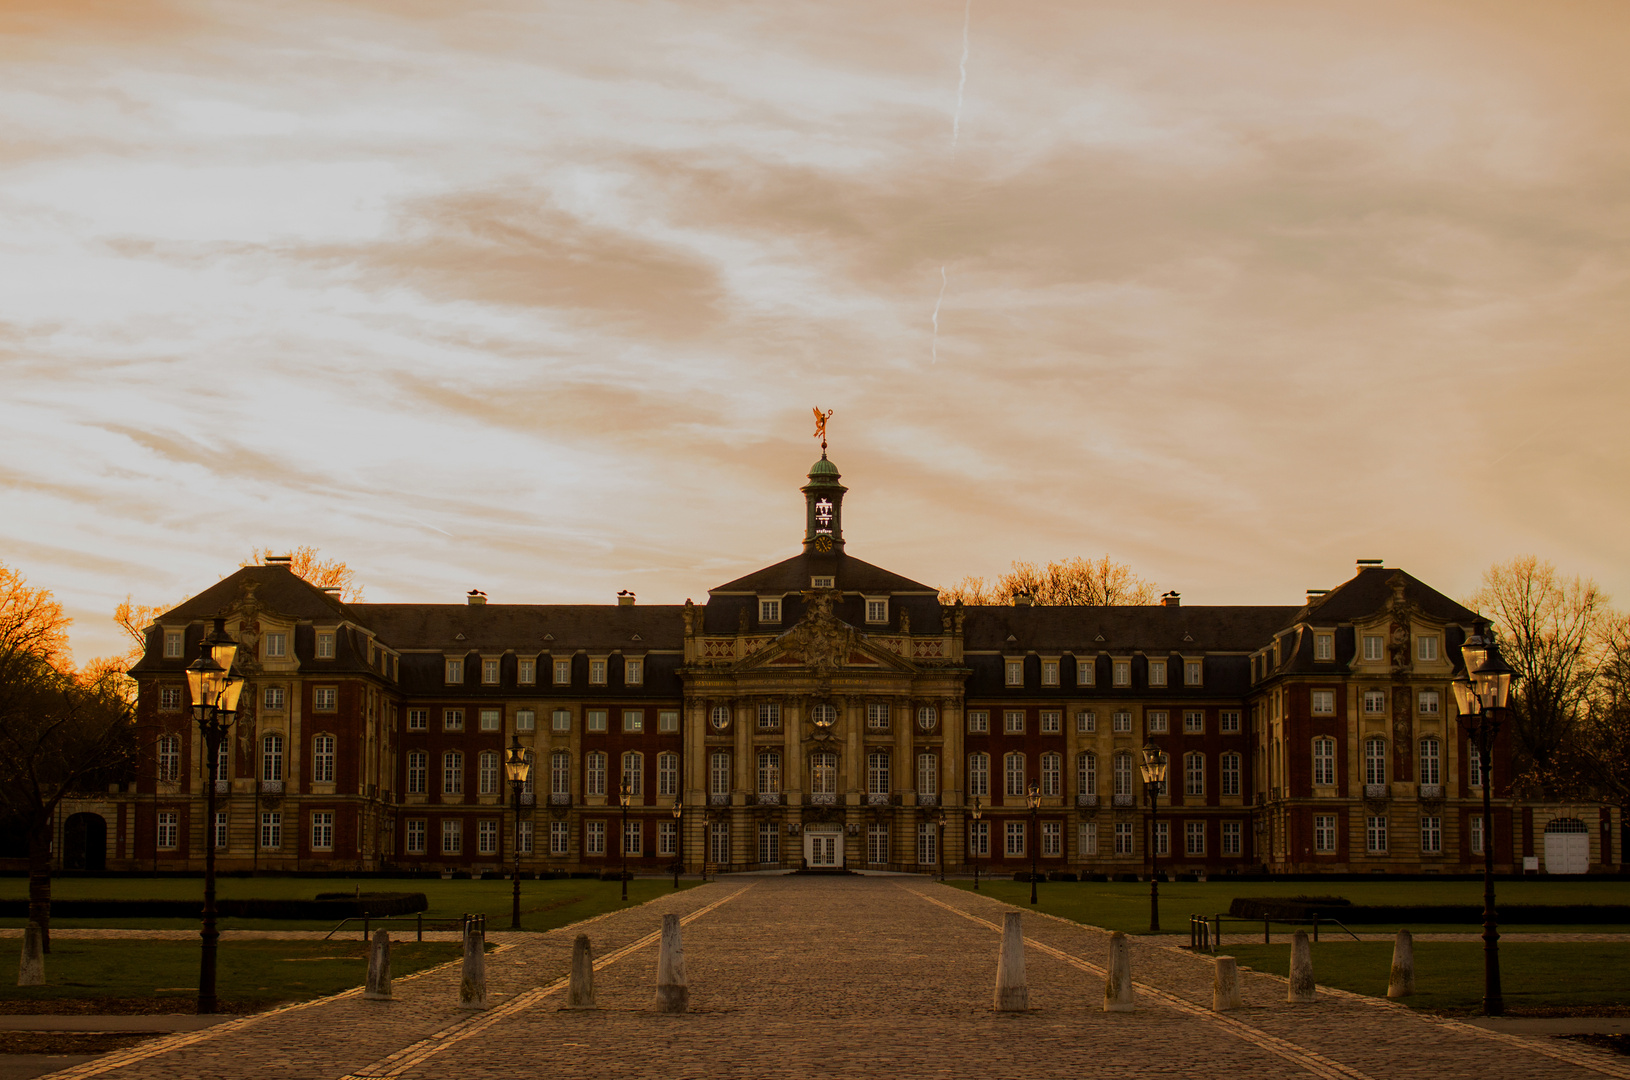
xmin=36 ymin=877 xmax=1630 ymax=1080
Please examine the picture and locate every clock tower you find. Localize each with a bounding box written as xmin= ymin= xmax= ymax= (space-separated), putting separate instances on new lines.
xmin=801 ymin=453 xmax=847 ymax=556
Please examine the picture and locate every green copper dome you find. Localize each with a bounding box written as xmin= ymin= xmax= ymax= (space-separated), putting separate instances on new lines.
xmin=807 ymin=455 xmax=840 ymax=481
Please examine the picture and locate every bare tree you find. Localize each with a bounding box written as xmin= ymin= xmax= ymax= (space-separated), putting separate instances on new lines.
xmin=244 ymin=546 xmax=364 ymax=601
xmin=1575 ymin=612 xmax=1630 ymax=828
xmin=940 ymin=556 xmax=1159 ymax=607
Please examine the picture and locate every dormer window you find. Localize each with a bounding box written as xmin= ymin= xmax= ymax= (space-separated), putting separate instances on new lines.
xmin=812 ymin=576 xmax=834 ymax=589
xmin=264 ymin=633 xmax=287 ymax=660
xmin=316 ymin=632 xmax=335 ymax=659
xmin=1004 ymin=659 xmax=1024 ymax=686
xmin=1417 ymin=635 xmax=1439 ymax=662
xmin=865 ymin=598 xmax=888 ymax=624
xmin=444 ymin=658 xmax=463 ymax=684
xmin=481 ymin=658 xmax=500 ymax=684
xmin=1363 ymin=635 xmax=1384 ymax=661
xmin=1148 ymin=660 xmax=1167 ymax=686
xmin=1185 ymin=660 xmax=1203 ymax=686
xmin=759 ymin=598 xmax=782 ymax=623
xmin=1315 ymin=633 xmax=1334 ymax=661
xmin=163 ymin=630 xmax=183 ymax=659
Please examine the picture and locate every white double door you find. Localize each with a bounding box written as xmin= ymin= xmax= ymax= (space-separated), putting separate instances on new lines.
xmin=804 ymin=827 xmax=844 ymax=868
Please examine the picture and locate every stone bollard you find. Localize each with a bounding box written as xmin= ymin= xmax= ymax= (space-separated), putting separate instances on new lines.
xmin=1387 ymin=929 xmax=1414 ymax=999
xmin=654 ymin=913 xmax=689 ymax=1013
xmin=365 ymin=928 xmax=392 ymax=1000
xmin=567 ymin=934 xmax=596 ymax=1008
xmin=1212 ymin=955 xmax=1243 ymax=1011
xmin=459 ymin=915 xmax=487 ymax=1010
xmin=1287 ymin=930 xmax=1315 ymax=1003
xmin=17 ymin=923 xmax=44 ymax=987
xmin=1103 ymin=931 xmax=1135 ymax=1012
xmin=993 ymin=912 xmax=1028 ymax=1012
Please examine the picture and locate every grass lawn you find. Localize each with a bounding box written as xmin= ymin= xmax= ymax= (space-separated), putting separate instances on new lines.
xmin=948 ymin=878 xmax=1630 ymax=935
xmin=0 ymin=876 xmax=699 ymax=933
xmin=0 ymin=940 xmax=462 ymax=1006
xmin=1224 ymin=941 xmax=1630 ymax=1014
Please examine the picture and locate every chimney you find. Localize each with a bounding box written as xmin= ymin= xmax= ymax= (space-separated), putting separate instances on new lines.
xmin=617 ymin=590 xmax=636 ymax=607
xmin=1161 ymin=591 xmax=1181 ymax=608
xmin=467 ymin=589 xmax=487 ymax=606
xmin=265 ymin=555 xmax=293 ymax=569
xmin=1356 ymin=559 xmax=1383 ymax=571
xmin=1013 ymin=592 xmax=1034 ymax=607
xmin=321 ymin=586 xmax=342 ymax=598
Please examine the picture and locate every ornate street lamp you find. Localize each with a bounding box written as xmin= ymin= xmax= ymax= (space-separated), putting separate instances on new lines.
xmin=1452 ymin=626 xmax=1514 ymax=1017
xmin=504 ymin=735 xmax=532 ymax=930
xmin=1026 ymin=779 xmax=1041 ymax=905
xmin=671 ymin=801 xmax=684 ymax=889
xmin=971 ymin=797 xmax=982 ymax=890
xmin=1139 ymin=743 xmax=1169 ymax=934
xmin=618 ymin=777 xmax=633 ymax=903
xmin=184 ymin=618 xmax=244 ymax=1015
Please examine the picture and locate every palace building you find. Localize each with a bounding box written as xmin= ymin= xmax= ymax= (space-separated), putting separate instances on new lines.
xmin=78 ymin=454 xmax=1618 ymax=878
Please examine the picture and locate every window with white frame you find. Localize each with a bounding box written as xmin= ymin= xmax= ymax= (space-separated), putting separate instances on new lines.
xmin=1077 ymin=710 xmax=1096 ymax=734
xmin=1005 ymin=820 xmax=1026 ymax=857
xmin=1112 ymin=711 xmax=1132 ymax=733
xmin=264 ymin=633 xmax=287 ymax=660
xmin=1040 ymin=752 xmax=1061 ymax=796
xmin=1041 ymin=660 xmax=1059 ymax=686
xmin=658 ymin=819 xmax=677 ymax=856
xmin=759 ymin=598 xmax=781 ymax=623
xmin=917 ymin=753 xmax=937 ymax=797
xmin=260 ymin=811 xmax=281 ymax=849
xmin=515 ymin=709 xmax=535 ymax=732
xmin=1220 ymin=752 xmax=1241 ymax=796
xmin=867 ymin=751 xmax=890 ymax=795
xmin=865 ymin=599 xmax=888 ymax=624
xmin=868 ymin=822 xmax=889 ymax=864
xmin=589 ymin=658 xmax=607 ymax=685
xmin=1420 ymin=815 xmax=1442 ymax=854
xmin=658 ymin=752 xmax=679 ymax=796
xmin=659 ymin=710 xmax=679 ymax=732
xmin=587 ymin=709 xmax=607 ymax=733
xmin=1147 ymin=710 xmax=1169 ymax=734
xmin=405 ymin=819 xmax=426 ymax=854
xmin=443 ymin=751 xmax=464 ymax=795
xmin=758 ymin=820 xmax=778 ymax=864
xmin=444 ymin=658 xmax=463 ymax=683
xmin=756 ymin=751 xmax=780 ymax=795
xmin=1004 ymin=753 xmax=1026 ymax=797
xmin=1185 ymin=820 xmax=1205 ymax=856
xmin=407 ymin=751 xmax=427 ymax=794
xmin=620 ymin=753 xmax=644 ymax=797
xmin=1311 ymin=690 xmax=1334 ymax=715
xmin=917 ymin=822 xmax=938 ymax=865
xmin=262 ymin=734 xmax=284 ymax=782
xmin=969 ymin=819 xmax=989 ymax=856
xmin=517 ymin=819 xmax=533 ymax=854
xmin=1185 ymin=660 xmax=1203 ymax=686
xmin=1184 ymin=752 xmax=1204 ymax=797
xmin=214 ymin=810 xmax=228 ymax=850
xmin=1313 ymin=737 xmax=1336 ymax=786
xmin=1419 ymin=738 xmax=1440 ymax=785
xmin=1077 ymin=752 xmax=1096 ymax=795
xmin=1221 ymin=821 xmax=1242 ymax=856
xmin=1115 ymin=821 xmax=1134 ymax=854
xmin=1364 ymin=738 xmax=1387 ymax=786
xmin=1004 ymin=710 xmax=1025 ymax=734
xmin=442 ymin=819 xmax=463 ymax=854
xmin=968 ymin=753 xmax=990 ymax=797
xmin=163 ymin=630 xmax=183 ymax=658
xmin=518 ymin=658 xmax=536 ymax=685
xmin=443 ymin=709 xmax=464 ymax=731
xmin=757 ymin=702 xmax=780 ymax=730
xmin=1364 ymin=690 xmax=1386 ymax=714
xmin=1314 ymin=814 xmax=1337 ymax=853
xmin=709 ymin=751 xmax=730 ymax=797
xmin=156 ymin=811 xmax=178 ymax=849
xmin=1469 ymin=745 xmax=1487 ymax=789
xmin=1470 ymin=814 xmax=1484 ymax=854
xmin=157 ymin=734 xmax=181 ymax=782
xmin=1183 ymin=710 xmax=1204 ymax=734
xmin=478 ymin=751 xmax=500 ymax=795
xmin=1113 ymin=661 xmax=1130 ymax=686
xmin=810 ymin=751 xmax=837 ymax=795
xmin=264 ymin=686 xmax=285 ymax=711
xmin=867 ymin=703 xmax=890 ymax=731
xmin=1417 ymin=635 xmax=1439 ymax=662
xmin=312 ymin=735 xmax=335 ymax=783
xmin=811 ymin=575 xmax=834 ymax=589
xmin=1221 ymin=710 xmax=1241 ymax=733
xmin=551 ymin=709 xmax=571 ymax=733
xmin=159 ymin=686 xmax=183 ymax=712
xmin=1040 ymin=710 xmax=1060 ymax=734
xmin=917 ymin=705 xmax=937 ymax=731
xmin=1153 ymin=821 xmax=1169 ymax=856
xmin=1363 ymin=635 xmax=1384 ymax=661
xmin=585 ymin=820 xmax=605 ymax=856
xmin=1419 ymin=690 xmax=1440 ymax=715
xmin=586 ymin=752 xmax=607 ymax=797
xmin=1079 ymin=821 xmax=1098 ymax=856
xmin=550 ymin=820 xmax=569 ymax=855
xmin=478 ymin=708 xmax=500 ymax=732
xmin=624 ymin=658 xmax=643 ymax=685
xmin=1315 ymin=633 xmax=1333 ymax=661
xmin=1149 ymin=660 xmax=1167 ymax=686
xmin=622 ymin=709 xmax=644 ymax=734
xmin=481 ymin=658 xmax=499 ymax=684
xmin=710 ymin=821 xmax=730 ymax=865
xmin=554 ymin=658 xmax=572 ymax=685
xmin=1366 ymin=815 xmax=1388 ymax=853
xmin=311 ymin=811 xmax=334 ymax=850
xmin=967 ymin=710 xmax=989 ymax=734
xmin=1005 ymin=659 xmax=1023 ymax=686
xmin=1041 ymin=820 xmax=1061 ymax=856
xmin=1076 ymin=657 xmax=1096 ymax=685
xmin=406 ymin=707 xmax=427 ymax=731
xmin=1113 ymin=752 xmax=1134 ymax=796
xmin=551 ymin=751 xmax=570 ymax=796
xmin=624 ymin=819 xmax=642 ymax=856
xmin=313 ymin=687 xmax=337 ymax=712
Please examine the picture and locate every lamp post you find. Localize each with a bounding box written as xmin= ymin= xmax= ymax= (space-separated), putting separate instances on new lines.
xmin=671 ymin=802 xmax=683 ymax=889
xmin=1139 ymin=743 xmax=1169 ymax=934
xmin=503 ymin=735 xmax=532 ymax=930
xmin=185 ymin=618 xmax=244 ymax=1016
xmin=1026 ymin=779 xmax=1041 ymax=905
xmin=1453 ymin=626 xmax=1513 ymax=1017
xmin=618 ymin=777 xmax=632 ymax=903
xmin=971 ymin=797 xmax=982 ymax=890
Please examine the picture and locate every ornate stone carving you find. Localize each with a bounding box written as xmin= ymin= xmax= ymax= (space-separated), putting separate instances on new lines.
xmin=783 ymin=594 xmax=855 ymax=671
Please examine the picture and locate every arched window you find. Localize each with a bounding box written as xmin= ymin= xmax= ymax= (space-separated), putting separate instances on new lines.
xmin=968 ymin=752 xmax=990 ymax=797
xmin=312 ymin=735 xmax=336 ymax=783
xmin=261 ymin=734 xmax=284 ymax=782
xmin=157 ymin=734 xmax=181 ymax=782
xmin=622 ymin=751 xmax=644 ymax=796
xmin=1184 ymin=752 xmax=1205 ymax=797
xmin=1004 ymin=752 xmax=1026 ymax=797
xmin=917 ymin=753 xmax=937 ymax=796
xmin=550 ymin=750 xmax=570 ymax=796
xmin=585 ymin=751 xmax=606 ymax=797
xmin=1040 ymin=752 xmax=1061 ymax=796
xmin=1112 ymin=751 xmax=1134 ymax=797
xmin=1077 ymin=752 xmax=1097 ymax=796
xmin=1312 ymin=737 xmax=1336 ymax=786
xmin=756 ymin=751 xmax=780 ymax=795
xmin=1364 ymin=737 xmax=1387 ymax=786
xmin=709 ymin=750 xmax=730 ymax=797
xmin=477 ymin=750 xmax=499 ymax=794
xmin=867 ymin=750 xmax=890 ymax=795
xmin=1419 ymin=738 xmax=1440 ymax=785
xmin=1220 ymin=752 xmax=1241 ymax=796
xmin=810 ymin=751 xmax=836 ymax=795
xmin=442 ymin=751 xmax=463 ymax=795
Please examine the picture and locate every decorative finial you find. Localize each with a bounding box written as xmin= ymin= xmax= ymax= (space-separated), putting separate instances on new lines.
xmin=812 ymin=407 xmax=833 ymax=455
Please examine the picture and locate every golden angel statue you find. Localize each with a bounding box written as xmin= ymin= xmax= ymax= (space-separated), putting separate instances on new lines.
xmin=812 ymin=407 xmax=834 ymax=452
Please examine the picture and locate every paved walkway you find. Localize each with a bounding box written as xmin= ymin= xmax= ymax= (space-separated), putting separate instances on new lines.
xmin=20 ymin=877 xmax=1630 ymax=1080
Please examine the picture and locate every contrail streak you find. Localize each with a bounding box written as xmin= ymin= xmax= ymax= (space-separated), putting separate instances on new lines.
xmin=952 ymin=0 xmax=971 ymax=147
xmin=931 ymin=265 xmax=948 ymax=363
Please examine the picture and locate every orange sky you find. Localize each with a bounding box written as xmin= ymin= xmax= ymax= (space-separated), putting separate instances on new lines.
xmin=2 ymin=0 xmax=1627 ymax=665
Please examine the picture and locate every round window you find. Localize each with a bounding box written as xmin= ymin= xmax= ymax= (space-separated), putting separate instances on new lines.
xmin=811 ymin=703 xmax=838 ymax=728
xmin=710 ymin=705 xmax=731 ymax=731
xmin=917 ymin=705 xmax=937 ymax=731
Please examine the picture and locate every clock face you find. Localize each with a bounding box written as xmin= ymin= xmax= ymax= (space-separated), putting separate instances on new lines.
xmin=814 ymin=535 xmax=833 ymax=553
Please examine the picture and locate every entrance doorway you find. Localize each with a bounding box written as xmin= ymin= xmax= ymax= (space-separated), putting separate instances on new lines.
xmin=804 ymin=824 xmax=844 ymax=869
xmin=63 ymin=813 xmax=107 ymax=872
xmin=1543 ymin=817 xmax=1589 ymax=874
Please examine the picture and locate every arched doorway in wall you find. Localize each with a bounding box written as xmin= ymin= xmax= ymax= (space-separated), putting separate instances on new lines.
xmin=1543 ymin=817 xmax=1590 ymax=875
xmin=63 ymin=813 xmax=107 ymax=872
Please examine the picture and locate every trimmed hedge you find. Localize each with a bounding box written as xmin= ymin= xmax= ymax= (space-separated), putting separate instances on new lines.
xmin=1227 ymin=897 xmax=1630 ymax=924
xmin=0 ymin=892 xmax=427 ymax=920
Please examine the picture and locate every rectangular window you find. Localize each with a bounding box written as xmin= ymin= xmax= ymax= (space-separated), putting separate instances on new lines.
xmin=624 ymin=820 xmax=644 ymax=856
xmin=756 ymin=820 xmax=780 ymax=864
xmin=1005 ymin=659 xmax=1024 ymax=686
xmin=1005 ymin=820 xmax=1026 ymax=857
xmin=969 ymin=819 xmax=990 ymax=857
xmin=867 ymin=703 xmax=890 ymax=731
xmin=1079 ymin=822 xmax=1098 ymax=856
xmin=406 ymin=819 xmax=426 ymax=854
xmin=1147 ymin=711 xmax=1168 ymax=734
xmin=157 ymin=734 xmax=181 ymax=782
xmin=868 ymin=823 xmax=890 ymax=865
xmin=968 ymin=753 xmax=990 ymax=797
xmin=311 ymin=811 xmax=334 ymax=851
xmin=967 ymin=710 xmax=988 ymax=734
xmin=1114 ymin=821 xmax=1134 ymax=854
xmin=479 ymin=751 xmax=500 ymax=795
xmin=1153 ymin=820 xmax=1169 ymax=857
xmin=710 ymin=821 xmax=730 ymax=865
xmin=1004 ymin=710 xmax=1025 ymax=734
xmin=1221 ymin=821 xmax=1242 ymax=856
xmin=264 ymin=686 xmax=285 ymax=711
xmin=1185 ymin=661 xmax=1202 ymax=686
xmin=1076 ymin=710 xmax=1096 ymax=734
xmin=1184 ymin=753 xmax=1204 ymax=797
xmin=551 ymin=752 xmax=571 ymax=797
xmin=1366 ymin=815 xmax=1388 ymax=854
xmin=479 ymin=708 xmax=501 ymax=731
xmin=479 ymin=658 xmax=498 ymax=685
xmin=260 ymin=811 xmax=282 ymax=850
xmin=589 ymin=659 xmax=607 ymax=685
xmin=917 ymin=753 xmax=937 ymax=797
xmin=1364 ymin=690 xmax=1386 ymax=714
xmin=1470 ymin=814 xmax=1484 ymax=855
xmin=1417 ymin=636 xmax=1439 ymax=662
xmin=517 ymin=820 xmax=533 ymax=855
xmin=587 ymin=710 xmax=608 ymax=733
xmin=1220 ymin=710 xmax=1241 ymax=733
xmin=1077 ymin=753 xmax=1097 ymax=796
xmin=915 ymin=821 xmax=938 ymax=866
xmin=585 ymin=820 xmax=605 ymax=856
xmin=867 ymin=752 xmax=890 ymax=796
xmin=1314 ymin=815 xmax=1337 ymax=853
xmin=756 ymin=751 xmax=779 ymax=795
xmin=552 ymin=709 xmax=571 ymax=733
xmin=757 ymin=702 xmax=780 ymax=730
xmin=1469 ymin=748 xmax=1486 ymax=789
xmin=312 ymin=735 xmax=335 ymax=783
xmin=658 ymin=819 xmax=678 ymax=856
xmin=550 ymin=820 xmax=570 ymax=855
xmin=1363 ymin=635 xmax=1384 ymax=662
xmin=444 ymin=658 xmax=463 ymax=683
xmin=659 ymin=710 xmax=679 ymax=732
xmin=759 ymin=598 xmax=781 ymax=623
xmin=1311 ymin=690 xmax=1334 ymax=715
xmin=1365 ymin=739 xmax=1387 ymax=786
xmin=1419 ymin=739 xmax=1441 ymax=785
xmin=444 ymin=709 xmax=464 ymax=731
xmin=407 ymin=751 xmax=427 ymax=794
xmin=811 ymin=575 xmax=834 ymax=589
xmin=1315 ymin=633 xmax=1333 ymax=661
xmin=159 ymin=686 xmax=182 ymax=711
xmin=407 ymin=708 xmax=427 ymax=731
xmin=658 ymin=752 xmax=679 ymax=796
xmin=586 ymin=753 xmax=607 ymax=797
xmin=1148 ymin=660 xmax=1167 ymax=686
xmin=1039 ymin=753 xmax=1060 ymax=796
xmin=1076 ymin=657 xmax=1096 ymax=686
xmin=446 ymin=820 xmax=467 ymax=855
xmin=1185 ymin=820 xmax=1205 ymax=856
xmin=1420 ymin=815 xmax=1442 ymax=855
xmin=313 ymin=687 xmax=337 ymax=712
xmin=1313 ymin=739 xmax=1336 ymax=786
xmin=156 ymin=811 xmax=178 ymax=849
xmin=554 ymin=659 xmax=572 ymax=685
xmin=1183 ymin=710 xmax=1204 ymax=734
xmin=214 ymin=811 xmax=228 ymax=850
xmin=1419 ymin=690 xmax=1440 ymax=715
xmin=624 ymin=710 xmax=644 ymax=733
xmin=1220 ymin=752 xmax=1241 ymax=797
xmin=1004 ymin=754 xmax=1026 ymax=797
xmin=1113 ymin=711 xmax=1132 ymax=733
xmin=518 ymin=658 xmax=536 ymax=685
xmin=1040 ymin=710 xmax=1061 ymax=734
xmin=1041 ymin=820 xmax=1061 ymax=856
xmin=163 ymin=630 xmax=183 ymax=658
xmin=1113 ymin=661 xmax=1130 ymax=686
xmin=866 ymin=599 xmax=887 ymax=624
xmin=443 ymin=752 xmax=464 ymax=795
xmin=710 ymin=752 xmax=730 ymax=797
xmin=624 ymin=658 xmax=643 ymax=685
xmin=264 ymin=633 xmax=287 ymax=660
xmin=515 ymin=709 xmax=535 ymax=732
xmin=316 ymin=632 xmax=335 ymax=659
xmin=1041 ymin=660 xmax=1059 ymax=686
